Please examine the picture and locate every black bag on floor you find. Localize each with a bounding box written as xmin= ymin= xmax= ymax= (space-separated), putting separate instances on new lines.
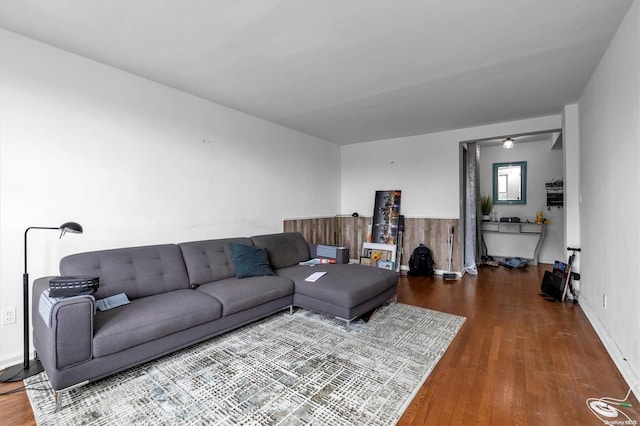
xmin=408 ymin=244 xmax=434 ymax=277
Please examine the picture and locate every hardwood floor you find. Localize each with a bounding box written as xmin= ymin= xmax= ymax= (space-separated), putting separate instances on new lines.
xmin=1 ymin=265 xmax=637 ymax=425
xmin=396 ymin=264 xmax=639 ymax=425
xmin=0 ymin=379 xmax=35 ymax=426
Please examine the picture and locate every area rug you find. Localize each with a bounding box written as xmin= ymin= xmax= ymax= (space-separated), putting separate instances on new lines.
xmin=25 ymin=303 xmax=465 ymax=425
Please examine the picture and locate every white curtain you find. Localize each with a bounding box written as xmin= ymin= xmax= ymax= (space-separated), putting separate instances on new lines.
xmin=464 ymin=143 xmax=480 ymax=275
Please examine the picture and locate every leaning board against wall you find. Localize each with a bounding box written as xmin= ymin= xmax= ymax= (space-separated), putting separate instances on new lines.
xmin=372 ymin=190 xmax=401 ymax=245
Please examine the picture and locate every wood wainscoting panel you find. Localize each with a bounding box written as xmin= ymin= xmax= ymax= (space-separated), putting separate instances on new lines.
xmin=283 ymin=217 xmax=336 ymax=246
xmin=335 ymin=216 xmax=371 ymax=258
xmin=284 ymin=217 xmax=461 ymax=272
xmin=401 ymin=218 xmax=461 ymax=272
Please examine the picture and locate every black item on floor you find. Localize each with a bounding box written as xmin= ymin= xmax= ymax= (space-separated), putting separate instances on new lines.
xmin=540 ymin=247 xmax=581 ymax=303
xmin=480 ymin=255 xmax=499 ymax=267
xmin=408 ymin=244 xmax=434 ymax=277
xmin=359 ymin=301 xmax=390 ymax=322
xmin=500 ymin=257 xmax=528 ymax=269
xmin=49 ymin=275 xmax=99 ymax=297
xmin=540 ymin=270 xmax=565 ymax=302
xmin=443 ymin=226 xmax=457 ymax=280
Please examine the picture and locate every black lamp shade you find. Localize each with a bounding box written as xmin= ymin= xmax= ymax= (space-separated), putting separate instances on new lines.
xmin=60 ymin=222 xmax=83 ymax=234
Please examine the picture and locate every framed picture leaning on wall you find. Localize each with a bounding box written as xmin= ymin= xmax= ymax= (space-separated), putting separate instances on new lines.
xmin=362 ymin=242 xmax=396 ymax=267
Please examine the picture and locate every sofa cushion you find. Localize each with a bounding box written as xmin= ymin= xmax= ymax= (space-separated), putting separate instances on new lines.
xmin=92 ymin=289 xmax=222 ymax=357
xmin=179 ymin=238 xmax=253 ymax=285
xmin=196 ymin=276 xmax=294 ymax=316
xmin=229 ymin=243 xmax=275 ymax=278
xmin=60 ymin=244 xmax=190 ymax=300
xmin=250 ymin=232 xmax=310 ymax=269
xmin=277 ymin=264 xmax=398 ymax=309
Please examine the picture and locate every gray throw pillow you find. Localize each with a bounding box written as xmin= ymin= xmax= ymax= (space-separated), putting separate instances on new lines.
xmin=230 ymin=243 xmax=275 ymax=279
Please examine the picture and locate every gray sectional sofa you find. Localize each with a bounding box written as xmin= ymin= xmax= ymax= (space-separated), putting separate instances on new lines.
xmin=31 ymin=232 xmax=398 ymax=407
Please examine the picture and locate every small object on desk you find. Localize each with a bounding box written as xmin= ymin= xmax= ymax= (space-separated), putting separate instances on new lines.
xmin=499 ymin=216 xmax=521 ymax=223
xmin=305 ymin=272 xmax=327 ymax=282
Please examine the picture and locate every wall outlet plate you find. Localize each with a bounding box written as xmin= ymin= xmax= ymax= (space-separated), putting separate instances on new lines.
xmin=1 ymin=307 xmax=17 ymax=325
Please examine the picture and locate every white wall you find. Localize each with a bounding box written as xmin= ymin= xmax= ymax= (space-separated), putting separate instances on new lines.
xmin=479 ymin=141 xmax=565 ymax=264
xmin=341 ymin=115 xmax=562 ymax=218
xmin=577 ymin=0 xmax=639 ymax=393
xmin=562 ymin=104 xmax=581 ymax=278
xmin=0 ymin=30 xmax=341 ymax=367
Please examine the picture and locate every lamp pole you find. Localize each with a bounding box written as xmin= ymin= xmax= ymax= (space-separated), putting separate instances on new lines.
xmin=0 ymin=222 xmax=82 ymax=382
xmin=22 ymin=227 xmax=57 ymax=373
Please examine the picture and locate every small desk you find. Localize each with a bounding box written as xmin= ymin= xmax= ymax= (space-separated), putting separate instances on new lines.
xmin=480 ymin=222 xmax=545 ymax=264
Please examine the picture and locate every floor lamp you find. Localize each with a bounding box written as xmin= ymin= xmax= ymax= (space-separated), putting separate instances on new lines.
xmin=0 ymin=221 xmax=83 ymax=382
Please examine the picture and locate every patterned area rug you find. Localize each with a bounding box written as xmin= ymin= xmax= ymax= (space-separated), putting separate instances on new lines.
xmin=26 ymin=303 xmax=465 ymax=425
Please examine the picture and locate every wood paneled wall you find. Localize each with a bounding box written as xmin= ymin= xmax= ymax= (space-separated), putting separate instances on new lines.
xmin=282 ymin=217 xmax=337 ymax=245
xmin=401 ymin=218 xmax=461 ymax=272
xmin=284 ymin=216 xmax=461 ymax=272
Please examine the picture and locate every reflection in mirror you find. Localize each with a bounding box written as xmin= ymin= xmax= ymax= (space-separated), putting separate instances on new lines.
xmin=493 ymin=161 xmax=527 ymax=204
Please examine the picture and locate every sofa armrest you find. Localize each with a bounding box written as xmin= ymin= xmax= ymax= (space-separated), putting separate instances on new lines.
xmin=32 ymin=277 xmax=94 ymax=370
xmin=308 ymin=244 xmax=350 ymax=264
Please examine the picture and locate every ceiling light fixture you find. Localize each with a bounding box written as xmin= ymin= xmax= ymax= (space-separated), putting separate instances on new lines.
xmin=503 ymin=138 xmax=514 ymax=149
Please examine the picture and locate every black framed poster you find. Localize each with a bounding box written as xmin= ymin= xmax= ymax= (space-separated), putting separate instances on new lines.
xmin=372 ymin=190 xmax=401 ymax=245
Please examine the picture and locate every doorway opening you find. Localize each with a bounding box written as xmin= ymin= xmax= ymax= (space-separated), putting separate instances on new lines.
xmin=459 ymin=130 xmax=564 ymax=273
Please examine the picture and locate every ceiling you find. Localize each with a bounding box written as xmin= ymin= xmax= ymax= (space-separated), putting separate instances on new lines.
xmin=0 ymin=0 xmax=633 ymax=145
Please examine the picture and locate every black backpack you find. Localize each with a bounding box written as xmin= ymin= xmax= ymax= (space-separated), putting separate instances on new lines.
xmin=408 ymin=244 xmax=435 ymax=277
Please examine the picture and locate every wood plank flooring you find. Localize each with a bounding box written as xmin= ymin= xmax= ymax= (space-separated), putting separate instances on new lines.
xmin=396 ymin=264 xmax=639 ymax=425
xmin=1 ymin=264 xmax=637 ymax=425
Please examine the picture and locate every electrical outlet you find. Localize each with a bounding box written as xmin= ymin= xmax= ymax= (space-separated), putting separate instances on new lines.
xmin=603 ymin=294 xmax=607 ymax=309
xmin=1 ymin=307 xmax=16 ymax=325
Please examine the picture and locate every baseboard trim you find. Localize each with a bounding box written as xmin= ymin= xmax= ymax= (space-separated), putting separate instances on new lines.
xmin=580 ymin=295 xmax=640 ymax=400
xmin=0 ymin=352 xmax=22 ymax=371
xmin=350 ymin=260 xmax=461 ymax=276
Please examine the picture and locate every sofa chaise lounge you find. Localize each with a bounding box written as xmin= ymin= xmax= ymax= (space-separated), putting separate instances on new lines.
xmin=31 ymin=231 xmax=398 ymax=408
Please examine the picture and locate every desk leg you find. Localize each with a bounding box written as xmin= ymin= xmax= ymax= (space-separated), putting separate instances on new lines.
xmin=532 ymin=226 xmax=546 ymax=265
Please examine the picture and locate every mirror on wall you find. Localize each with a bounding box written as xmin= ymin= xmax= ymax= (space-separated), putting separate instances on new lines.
xmin=493 ymin=161 xmax=527 ymax=204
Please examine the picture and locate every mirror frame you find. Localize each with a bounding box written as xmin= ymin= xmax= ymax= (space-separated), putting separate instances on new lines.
xmin=493 ymin=161 xmax=527 ymax=205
